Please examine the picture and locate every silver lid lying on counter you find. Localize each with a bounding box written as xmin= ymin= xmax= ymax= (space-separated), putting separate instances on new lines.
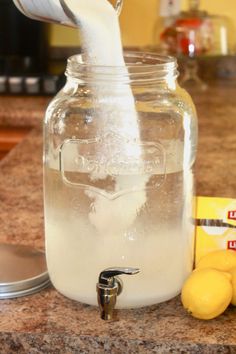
xmin=0 ymin=243 xmax=50 ymax=299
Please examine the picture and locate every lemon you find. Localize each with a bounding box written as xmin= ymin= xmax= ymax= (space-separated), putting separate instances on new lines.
xmin=181 ymin=268 xmax=232 ymax=320
xmin=196 ymin=250 xmax=236 ymax=272
xmin=229 ymin=267 xmax=236 ymax=306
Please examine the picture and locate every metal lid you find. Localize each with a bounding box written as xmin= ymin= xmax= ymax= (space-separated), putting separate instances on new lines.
xmin=0 ymin=244 xmax=50 ymax=299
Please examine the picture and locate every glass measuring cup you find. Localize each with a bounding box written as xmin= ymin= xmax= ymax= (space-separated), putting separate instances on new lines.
xmin=12 ymin=0 xmax=123 ymax=26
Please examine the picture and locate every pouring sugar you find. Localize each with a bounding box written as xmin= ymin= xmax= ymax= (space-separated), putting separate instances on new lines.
xmin=61 ymin=0 xmax=149 ymax=232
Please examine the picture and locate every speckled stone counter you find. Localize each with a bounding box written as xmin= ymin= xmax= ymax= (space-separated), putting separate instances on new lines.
xmin=0 ymin=96 xmax=50 ymax=128
xmin=0 ymin=83 xmax=236 ymax=353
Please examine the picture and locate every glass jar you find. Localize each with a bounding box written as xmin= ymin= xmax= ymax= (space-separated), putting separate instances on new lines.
xmin=159 ymin=0 xmax=235 ymax=56
xmin=44 ymin=52 xmax=198 ymax=308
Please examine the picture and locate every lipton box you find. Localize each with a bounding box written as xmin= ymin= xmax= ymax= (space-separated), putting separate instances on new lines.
xmin=195 ymin=196 xmax=236 ymax=264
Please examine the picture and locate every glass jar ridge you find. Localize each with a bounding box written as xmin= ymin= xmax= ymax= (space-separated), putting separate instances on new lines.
xmin=65 ymin=52 xmax=179 ymax=85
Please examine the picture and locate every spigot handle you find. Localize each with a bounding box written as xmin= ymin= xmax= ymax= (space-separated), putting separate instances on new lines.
xmin=97 ymin=267 xmax=140 ymax=320
xmin=99 ymin=267 xmax=140 ymax=287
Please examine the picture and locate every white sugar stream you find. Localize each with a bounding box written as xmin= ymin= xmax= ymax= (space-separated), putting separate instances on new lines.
xmin=60 ymin=0 xmax=148 ymax=234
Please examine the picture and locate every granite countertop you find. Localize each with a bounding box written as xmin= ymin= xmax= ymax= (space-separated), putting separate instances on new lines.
xmin=0 ymin=83 xmax=236 ymax=353
xmin=0 ymin=95 xmax=51 ymax=128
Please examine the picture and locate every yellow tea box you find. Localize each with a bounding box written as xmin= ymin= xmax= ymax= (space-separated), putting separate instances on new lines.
xmin=196 ymin=196 xmax=236 ymax=264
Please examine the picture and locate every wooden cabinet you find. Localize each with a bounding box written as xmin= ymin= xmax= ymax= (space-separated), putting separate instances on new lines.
xmin=0 ymin=127 xmax=31 ymax=160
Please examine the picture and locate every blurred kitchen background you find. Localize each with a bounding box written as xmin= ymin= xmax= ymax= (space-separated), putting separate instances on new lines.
xmin=0 ymin=0 xmax=236 ymax=95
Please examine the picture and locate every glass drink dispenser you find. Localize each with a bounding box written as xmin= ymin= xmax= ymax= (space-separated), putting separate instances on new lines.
xmin=12 ymin=0 xmax=198 ymax=315
xmin=43 ymin=52 xmax=198 ymax=309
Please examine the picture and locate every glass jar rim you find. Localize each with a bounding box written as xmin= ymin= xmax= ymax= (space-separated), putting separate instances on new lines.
xmin=67 ymin=51 xmax=176 ymax=68
xmin=65 ymin=51 xmax=178 ymax=83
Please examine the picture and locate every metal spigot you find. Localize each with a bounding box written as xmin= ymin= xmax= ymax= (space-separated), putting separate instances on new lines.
xmin=96 ymin=267 xmax=140 ymax=321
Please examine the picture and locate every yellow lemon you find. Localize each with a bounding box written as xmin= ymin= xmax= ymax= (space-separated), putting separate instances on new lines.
xmin=181 ymin=268 xmax=232 ymax=320
xmin=229 ymin=267 xmax=236 ymax=306
xmin=196 ymin=250 xmax=236 ymax=271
